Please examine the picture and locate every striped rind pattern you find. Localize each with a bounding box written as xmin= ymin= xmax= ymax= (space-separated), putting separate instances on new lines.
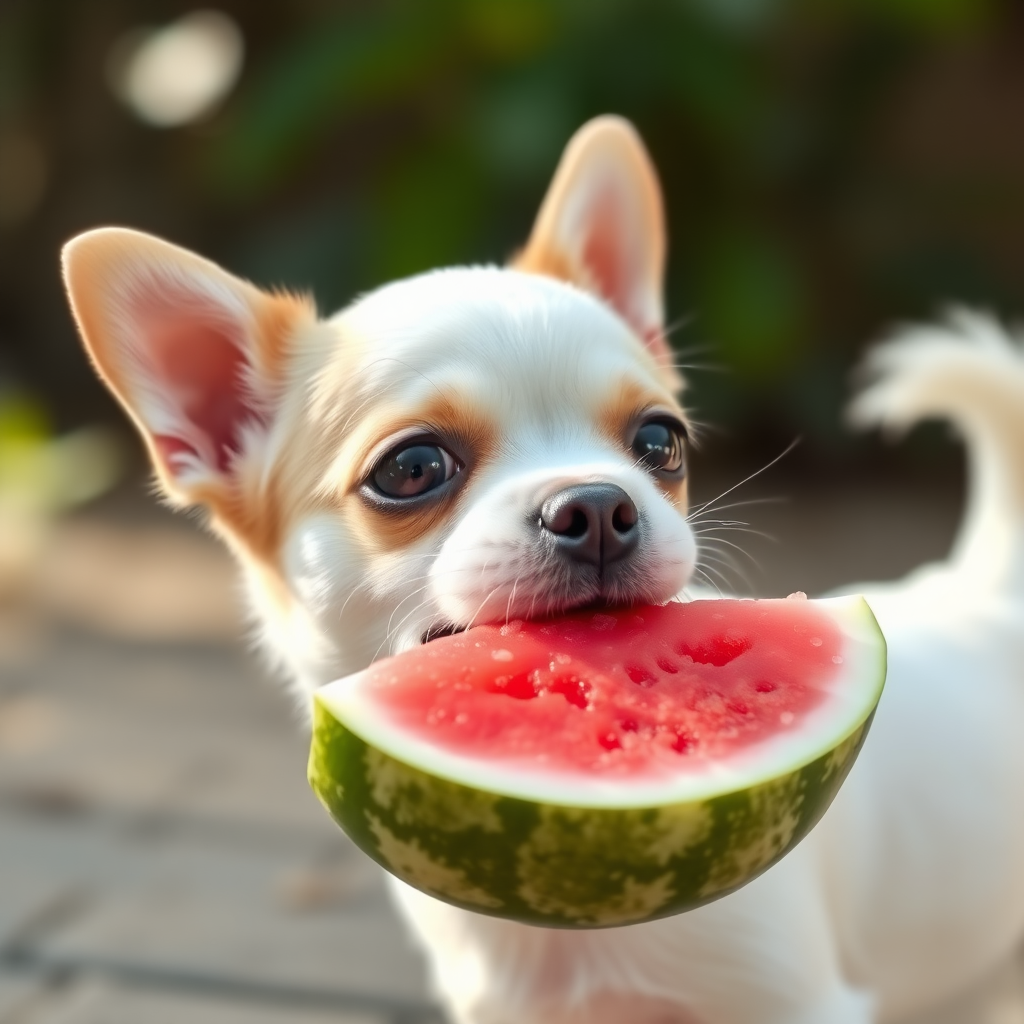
xmin=309 ymin=703 xmax=874 ymax=928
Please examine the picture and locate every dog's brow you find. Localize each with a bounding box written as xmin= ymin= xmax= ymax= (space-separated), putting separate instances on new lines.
xmin=597 ymin=378 xmax=684 ymax=442
xmin=323 ymin=387 xmax=499 ymax=506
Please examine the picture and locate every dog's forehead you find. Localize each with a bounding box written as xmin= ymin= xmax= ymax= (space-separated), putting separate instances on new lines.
xmin=331 ymin=267 xmax=667 ymax=411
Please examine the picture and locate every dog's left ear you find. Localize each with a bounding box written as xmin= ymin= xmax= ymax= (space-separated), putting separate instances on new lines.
xmin=62 ymin=227 xmax=314 ymax=517
xmin=514 ymin=115 xmax=676 ymax=384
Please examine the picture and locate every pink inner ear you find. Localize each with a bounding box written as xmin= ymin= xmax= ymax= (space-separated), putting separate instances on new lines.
xmin=581 ymin=186 xmax=634 ymax=329
xmin=140 ymin=304 xmax=259 ymax=475
xmin=579 ymin=185 xmax=674 ymax=371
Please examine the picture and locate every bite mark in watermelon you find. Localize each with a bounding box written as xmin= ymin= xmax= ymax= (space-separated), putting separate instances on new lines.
xmin=309 ymin=595 xmax=885 ymax=927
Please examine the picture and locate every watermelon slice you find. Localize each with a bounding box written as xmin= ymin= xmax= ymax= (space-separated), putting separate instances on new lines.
xmin=309 ymin=595 xmax=885 ymax=927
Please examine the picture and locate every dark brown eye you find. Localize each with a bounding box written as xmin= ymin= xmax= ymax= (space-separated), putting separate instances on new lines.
xmin=632 ymin=419 xmax=686 ymax=475
xmin=372 ymin=443 xmax=458 ymax=499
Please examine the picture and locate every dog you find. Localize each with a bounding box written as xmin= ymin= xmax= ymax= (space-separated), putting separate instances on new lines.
xmin=63 ymin=116 xmax=1024 ymax=1023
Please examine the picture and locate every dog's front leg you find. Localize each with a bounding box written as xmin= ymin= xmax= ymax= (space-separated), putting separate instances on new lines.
xmin=391 ymin=840 xmax=876 ymax=1024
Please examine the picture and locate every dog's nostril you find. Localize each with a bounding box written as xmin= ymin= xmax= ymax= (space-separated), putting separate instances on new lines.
xmin=540 ymin=483 xmax=639 ymax=567
xmin=565 ymin=509 xmax=589 ymax=539
xmin=612 ymin=501 xmax=637 ymax=534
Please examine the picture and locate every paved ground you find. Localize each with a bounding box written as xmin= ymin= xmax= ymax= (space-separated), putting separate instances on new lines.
xmin=1 ymin=470 xmax=1023 ymax=1023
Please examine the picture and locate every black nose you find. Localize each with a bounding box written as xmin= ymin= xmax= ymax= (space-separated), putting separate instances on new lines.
xmin=540 ymin=483 xmax=639 ymax=567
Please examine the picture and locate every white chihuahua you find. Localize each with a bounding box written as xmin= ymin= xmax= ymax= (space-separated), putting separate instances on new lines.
xmin=63 ymin=117 xmax=1024 ymax=1023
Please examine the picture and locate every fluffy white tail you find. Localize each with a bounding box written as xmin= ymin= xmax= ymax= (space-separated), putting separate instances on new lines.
xmin=849 ymin=309 xmax=1024 ymax=590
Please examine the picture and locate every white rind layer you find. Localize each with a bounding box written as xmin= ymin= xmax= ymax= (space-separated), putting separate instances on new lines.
xmin=316 ymin=596 xmax=886 ymax=808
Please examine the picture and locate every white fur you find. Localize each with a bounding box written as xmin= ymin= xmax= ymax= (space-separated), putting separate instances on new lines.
xmin=267 ymin=280 xmax=1024 ymax=1022
xmin=403 ymin=313 xmax=1024 ymax=1024
xmin=65 ymin=215 xmax=1024 ymax=1022
xmin=269 ymin=268 xmax=695 ymax=693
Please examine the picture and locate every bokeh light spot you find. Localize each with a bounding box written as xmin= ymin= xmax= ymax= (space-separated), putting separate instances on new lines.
xmin=109 ymin=10 xmax=244 ymax=128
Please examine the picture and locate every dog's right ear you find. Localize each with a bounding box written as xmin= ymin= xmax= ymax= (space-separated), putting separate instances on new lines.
xmin=513 ymin=115 xmax=677 ymax=386
xmin=63 ymin=228 xmax=314 ymax=511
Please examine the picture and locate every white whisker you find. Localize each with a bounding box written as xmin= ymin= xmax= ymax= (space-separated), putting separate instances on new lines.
xmin=687 ymin=440 xmax=799 ymax=520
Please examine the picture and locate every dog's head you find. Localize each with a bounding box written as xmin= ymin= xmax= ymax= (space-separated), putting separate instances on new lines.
xmin=63 ymin=117 xmax=696 ymax=696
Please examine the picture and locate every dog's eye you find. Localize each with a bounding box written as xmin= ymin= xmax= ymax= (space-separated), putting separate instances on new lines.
xmin=372 ymin=443 xmax=459 ymax=499
xmin=632 ymin=419 xmax=686 ymax=475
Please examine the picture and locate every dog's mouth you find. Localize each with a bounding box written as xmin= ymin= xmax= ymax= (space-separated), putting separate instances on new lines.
xmin=420 ymin=599 xmax=623 ymax=645
xmin=420 ymin=622 xmax=466 ymax=645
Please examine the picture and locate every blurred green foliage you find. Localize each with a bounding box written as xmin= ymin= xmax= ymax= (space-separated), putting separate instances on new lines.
xmin=0 ymin=389 xmax=121 ymax=594
xmin=0 ymin=0 xmax=1020 ymax=470
xmin=0 ymin=391 xmax=121 ymax=513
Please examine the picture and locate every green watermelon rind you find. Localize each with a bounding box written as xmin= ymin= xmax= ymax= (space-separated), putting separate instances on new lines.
xmin=309 ymin=704 xmax=873 ymax=927
xmin=308 ymin=597 xmax=885 ymax=928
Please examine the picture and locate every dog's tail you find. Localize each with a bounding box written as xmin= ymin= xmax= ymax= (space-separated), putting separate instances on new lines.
xmin=849 ymin=308 xmax=1024 ymax=591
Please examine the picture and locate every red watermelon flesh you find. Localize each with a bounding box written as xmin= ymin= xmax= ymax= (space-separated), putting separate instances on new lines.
xmin=361 ymin=597 xmax=844 ymax=779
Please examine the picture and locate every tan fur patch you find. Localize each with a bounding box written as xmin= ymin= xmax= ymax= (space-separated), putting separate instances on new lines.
xmin=233 ymin=377 xmax=500 ymax=585
xmin=659 ymin=475 xmax=689 ymax=513
xmin=338 ymin=486 xmax=465 ymax=556
xmin=511 ymin=242 xmax=577 ymax=289
xmin=334 ymin=391 xmax=499 ymax=556
xmin=597 ymin=379 xmax=688 ymax=443
xmin=200 ymin=294 xmax=317 ymax=566
xmin=597 ymin=379 xmax=661 ymax=443
xmin=254 ymin=288 xmax=318 ymax=377
xmin=597 ymin=379 xmax=690 ymax=513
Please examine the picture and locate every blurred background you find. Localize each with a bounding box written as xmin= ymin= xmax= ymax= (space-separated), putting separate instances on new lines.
xmin=6 ymin=0 xmax=1024 ymax=461
xmin=1 ymin=1 xmax=1023 ymax=1022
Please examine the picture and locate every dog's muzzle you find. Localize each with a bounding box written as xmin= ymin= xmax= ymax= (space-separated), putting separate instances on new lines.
xmin=539 ymin=482 xmax=639 ymax=569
